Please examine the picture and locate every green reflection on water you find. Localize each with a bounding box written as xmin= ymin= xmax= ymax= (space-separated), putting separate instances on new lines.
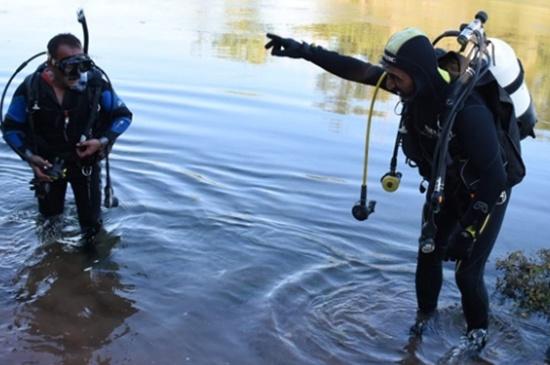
xmin=212 ymin=0 xmax=269 ymax=64
xmin=211 ymin=0 xmax=550 ymax=130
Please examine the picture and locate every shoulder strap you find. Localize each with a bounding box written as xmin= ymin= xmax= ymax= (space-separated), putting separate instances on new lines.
xmin=23 ymin=72 xmax=43 ymax=154
xmin=24 ymin=63 xmax=49 ymax=112
xmin=24 ymin=72 xmax=41 ymax=112
xmin=81 ymin=84 xmax=103 ymax=141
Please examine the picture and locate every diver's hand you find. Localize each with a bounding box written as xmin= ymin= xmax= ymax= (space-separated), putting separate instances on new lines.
xmin=76 ymin=138 xmax=102 ymax=159
xmin=444 ymin=226 xmax=476 ymax=262
xmin=27 ymin=154 xmax=53 ymax=182
xmin=265 ymin=33 xmax=308 ymax=59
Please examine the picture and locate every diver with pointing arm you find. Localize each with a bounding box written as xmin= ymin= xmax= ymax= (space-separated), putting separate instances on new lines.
xmin=265 ymin=11 xmax=535 ymax=353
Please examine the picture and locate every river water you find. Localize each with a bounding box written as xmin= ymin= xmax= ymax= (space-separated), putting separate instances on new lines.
xmin=1 ymin=1 xmax=549 ymax=364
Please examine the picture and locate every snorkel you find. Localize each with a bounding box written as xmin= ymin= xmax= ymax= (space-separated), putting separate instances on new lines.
xmin=77 ymin=8 xmax=89 ymax=54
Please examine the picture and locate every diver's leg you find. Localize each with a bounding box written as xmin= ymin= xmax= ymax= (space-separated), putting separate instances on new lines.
xmin=412 ymin=205 xmax=456 ymax=335
xmin=415 ymin=207 xmax=456 ymax=314
xmin=455 ymin=189 xmax=510 ymax=333
xmin=70 ymin=163 xmax=102 ymax=239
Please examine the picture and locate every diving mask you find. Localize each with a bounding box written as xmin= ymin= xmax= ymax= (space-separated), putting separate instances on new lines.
xmin=53 ymin=54 xmax=94 ymax=79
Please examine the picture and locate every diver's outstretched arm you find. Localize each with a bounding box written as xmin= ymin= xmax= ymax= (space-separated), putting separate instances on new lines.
xmin=265 ymin=33 xmax=386 ymax=87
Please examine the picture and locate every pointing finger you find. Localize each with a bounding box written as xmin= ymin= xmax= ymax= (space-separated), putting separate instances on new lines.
xmin=266 ymin=33 xmax=281 ymax=41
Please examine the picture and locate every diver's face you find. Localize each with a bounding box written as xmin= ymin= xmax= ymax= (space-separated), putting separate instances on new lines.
xmin=50 ymin=44 xmax=84 ymax=88
xmin=385 ymin=66 xmax=415 ymax=98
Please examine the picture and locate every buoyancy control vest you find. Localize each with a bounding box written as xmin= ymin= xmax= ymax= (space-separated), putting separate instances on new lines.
xmin=24 ymin=65 xmax=104 ymax=162
xmin=398 ymin=38 xmax=535 ymax=193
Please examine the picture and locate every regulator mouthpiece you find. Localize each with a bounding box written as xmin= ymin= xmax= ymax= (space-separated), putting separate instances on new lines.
xmin=352 ymin=200 xmax=376 ymax=221
xmin=352 ymin=185 xmax=376 ymax=221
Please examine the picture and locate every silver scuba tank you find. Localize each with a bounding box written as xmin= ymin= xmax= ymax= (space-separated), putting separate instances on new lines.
xmin=486 ymin=37 xmax=537 ymax=137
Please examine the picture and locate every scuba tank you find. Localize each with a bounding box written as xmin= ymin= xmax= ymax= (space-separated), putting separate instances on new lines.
xmin=485 ymin=37 xmax=537 ymax=138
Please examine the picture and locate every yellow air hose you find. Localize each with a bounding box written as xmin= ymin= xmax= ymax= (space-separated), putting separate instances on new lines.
xmin=361 ymin=72 xmax=387 ymax=186
xmin=352 ymin=72 xmax=387 ymax=221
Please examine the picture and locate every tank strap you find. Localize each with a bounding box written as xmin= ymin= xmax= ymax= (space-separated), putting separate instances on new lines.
xmin=503 ymin=59 xmax=524 ymax=95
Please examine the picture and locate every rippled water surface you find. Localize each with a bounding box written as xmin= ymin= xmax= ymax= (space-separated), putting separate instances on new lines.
xmin=1 ymin=1 xmax=549 ymax=364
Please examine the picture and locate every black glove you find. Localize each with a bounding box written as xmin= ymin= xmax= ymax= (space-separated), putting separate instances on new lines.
xmin=264 ymin=33 xmax=308 ymax=59
xmin=444 ymin=225 xmax=477 ymax=262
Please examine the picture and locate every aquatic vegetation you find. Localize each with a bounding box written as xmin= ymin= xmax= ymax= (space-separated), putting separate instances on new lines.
xmin=496 ymin=249 xmax=550 ymax=318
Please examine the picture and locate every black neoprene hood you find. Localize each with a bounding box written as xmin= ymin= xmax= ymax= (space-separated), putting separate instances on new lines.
xmin=381 ymin=28 xmax=445 ymax=100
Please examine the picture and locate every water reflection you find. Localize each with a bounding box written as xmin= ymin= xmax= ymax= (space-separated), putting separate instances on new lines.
xmin=213 ymin=0 xmax=268 ymax=64
xmin=11 ymin=233 xmax=136 ymax=365
xmin=303 ymin=22 xmax=392 ymax=115
xmin=209 ymin=0 xmax=549 ymax=126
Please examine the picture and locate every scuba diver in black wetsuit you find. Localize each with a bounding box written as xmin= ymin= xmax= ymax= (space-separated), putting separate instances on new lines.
xmin=1 ymin=33 xmax=132 ymax=243
xmin=265 ymin=13 xmax=536 ymax=354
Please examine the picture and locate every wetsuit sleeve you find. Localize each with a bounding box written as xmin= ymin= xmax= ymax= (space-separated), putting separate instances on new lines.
xmin=1 ymin=82 xmax=32 ymax=160
xmin=454 ymin=104 xmax=507 ymax=232
xmin=303 ymin=45 xmax=390 ymax=90
xmin=98 ymin=82 xmax=132 ymax=144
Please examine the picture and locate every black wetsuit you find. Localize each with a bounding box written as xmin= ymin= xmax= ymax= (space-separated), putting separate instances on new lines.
xmin=303 ymin=46 xmax=511 ymax=331
xmin=2 ymin=68 xmax=132 ymax=236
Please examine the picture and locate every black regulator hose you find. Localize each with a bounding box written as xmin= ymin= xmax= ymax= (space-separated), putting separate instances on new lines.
xmin=103 ymin=153 xmax=119 ymax=208
xmin=380 ymin=125 xmax=403 ymax=193
xmin=1 ymin=52 xmax=46 ymax=121
xmin=95 ymin=65 xmax=119 ymax=208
